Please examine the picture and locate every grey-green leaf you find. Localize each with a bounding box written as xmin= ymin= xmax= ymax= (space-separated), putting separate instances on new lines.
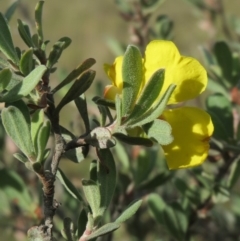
xmin=74 ymin=94 xmax=90 ymax=132
xmin=17 ymin=19 xmax=34 ymax=48
xmin=6 ymin=99 xmax=31 ymax=126
xmin=0 ymin=68 xmax=12 ymax=91
xmin=19 ymin=48 xmax=34 ymax=75
xmin=2 ymin=106 xmax=35 ymax=159
xmin=82 ymin=179 xmax=101 ymax=221
xmin=113 ymin=132 xmax=153 ymax=147
xmin=52 ymin=58 xmax=96 ymax=94
xmin=122 ymin=45 xmax=143 ymax=116
xmin=0 ymin=13 xmax=19 ymax=64
xmin=125 ymin=69 xmax=165 ymax=122
xmin=115 ymin=200 xmax=142 ymax=223
xmin=55 ymin=69 xmax=95 ymax=114
xmin=143 ymin=119 xmax=173 ymax=145
xmin=13 ymin=152 xmax=28 ymax=163
xmin=36 ymin=120 xmax=51 ymax=163
xmin=31 ymin=109 xmax=44 ymax=151
xmin=35 ymin=1 xmax=44 ymax=42
xmin=0 ymin=65 xmax=47 ymax=103
xmin=56 ymin=168 xmax=83 ymax=202
xmin=206 ymin=93 xmax=233 ymax=141
xmin=86 ymin=223 xmax=120 ymax=241
xmin=5 ymin=1 xmax=19 ymax=22
xmin=126 ymin=84 xmax=176 ymax=127
xmin=97 ymin=148 xmax=117 ymax=215
xmin=46 ymin=37 xmax=72 ymax=69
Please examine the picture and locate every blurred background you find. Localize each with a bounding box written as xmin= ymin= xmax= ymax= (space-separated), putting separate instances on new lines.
xmin=1 ymin=0 xmax=240 ymax=240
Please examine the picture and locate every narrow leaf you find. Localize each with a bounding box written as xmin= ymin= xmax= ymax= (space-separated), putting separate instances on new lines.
xmin=126 ymin=69 xmax=165 ymax=122
xmin=0 ymin=13 xmax=19 ymax=64
xmin=19 ymin=48 xmax=33 ymax=75
xmin=36 ymin=120 xmax=51 ymax=162
xmin=122 ymin=45 xmax=143 ymax=116
xmin=206 ymin=93 xmax=233 ymax=141
xmin=113 ymin=133 xmax=153 ymax=147
xmin=52 ymin=58 xmax=96 ymax=94
xmin=31 ymin=109 xmax=44 ymax=151
xmin=17 ymin=19 xmax=34 ymax=48
xmin=6 ymin=99 xmax=31 ymax=127
xmin=125 ymin=84 xmax=176 ymax=127
xmin=0 ymin=68 xmax=12 ymax=91
xmin=86 ymin=223 xmax=120 ymax=241
xmin=97 ymin=148 xmax=117 ymax=214
xmin=213 ymin=41 xmax=233 ymax=85
xmin=13 ymin=152 xmax=28 ymax=163
xmin=77 ymin=209 xmax=88 ymax=238
xmin=5 ymin=1 xmax=19 ymax=22
xmin=82 ymin=179 xmax=102 ymax=221
xmin=92 ymin=96 xmax=115 ymax=108
xmin=56 ymin=168 xmax=83 ymax=202
xmin=115 ymin=200 xmax=142 ymax=223
xmin=2 ymin=106 xmax=35 ymax=159
xmin=55 ymin=70 xmax=95 ymax=114
xmin=0 ymin=65 xmax=47 ymax=103
xmin=74 ymin=94 xmax=90 ymax=132
xmin=46 ymin=37 xmax=72 ymax=69
xmin=35 ymin=1 xmax=44 ymax=42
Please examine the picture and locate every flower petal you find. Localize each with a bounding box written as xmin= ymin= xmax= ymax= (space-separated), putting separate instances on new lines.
xmin=104 ymin=85 xmax=121 ymax=101
xmin=161 ymin=107 xmax=214 ymax=169
xmin=144 ymin=40 xmax=207 ymax=104
xmin=104 ymin=56 xmax=123 ymax=89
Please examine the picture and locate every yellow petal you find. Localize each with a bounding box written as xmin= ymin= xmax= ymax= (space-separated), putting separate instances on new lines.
xmin=104 ymin=56 xmax=123 ymax=89
xmin=104 ymin=85 xmax=121 ymax=101
xmin=161 ymin=107 xmax=214 ymax=169
xmin=144 ymin=40 xmax=207 ymax=104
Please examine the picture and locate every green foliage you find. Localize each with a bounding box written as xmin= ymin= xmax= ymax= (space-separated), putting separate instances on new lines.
xmin=125 ymin=84 xmax=176 ymax=127
xmin=56 ymin=168 xmax=84 ymax=202
xmin=0 ymin=68 xmax=11 ymax=91
xmin=126 ymin=69 xmax=165 ymax=122
xmin=2 ymin=105 xmax=35 ymax=159
xmin=0 ymin=12 xmax=19 ymax=64
xmin=1 ymin=1 xmax=240 ymax=241
xmin=55 ymin=69 xmax=95 ymax=114
xmin=19 ymin=48 xmax=34 ymax=75
xmin=206 ymin=93 xmax=234 ymax=141
xmin=0 ymin=65 xmax=47 ymax=103
xmin=148 ymin=194 xmax=188 ymax=241
xmin=143 ymin=119 xmax=173 ymax=145
xmin=122 ymin=45 xmax=143 ymax=116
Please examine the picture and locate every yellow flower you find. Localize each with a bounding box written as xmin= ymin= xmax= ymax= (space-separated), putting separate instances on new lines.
xmin=104 ymin=40 xmax=214 ymax=169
